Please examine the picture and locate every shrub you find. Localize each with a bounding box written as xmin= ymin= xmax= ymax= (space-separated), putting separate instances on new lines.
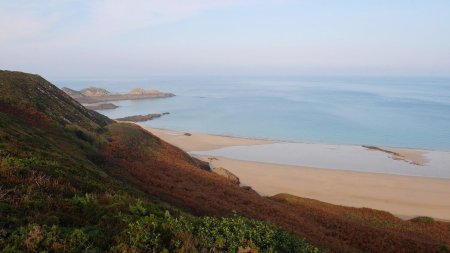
xmin=128 ymin=199 xmax=147 ymax=216
xmin=113 ymin=215 xmax=167 ymax=253
xmin=411 ymin=216 xmax=436 ymax=225
xmin=69 ymin=229 xmax=91 ymax=252
xmin=439 ymin=244 xmax=450 ymax=252
xmin=112 ymin=211 xmax=320 ymax=253
xmin=1 ymin=223 xmax=96 ymax=252
xmin=72 ymin=193 xmax=95 ymax=209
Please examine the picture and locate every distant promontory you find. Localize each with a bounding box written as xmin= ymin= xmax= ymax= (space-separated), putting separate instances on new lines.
xmin=84 ymin=103 xmax=119 ymax=110
xmin=62 ymin=86 xmax=175 ymax=104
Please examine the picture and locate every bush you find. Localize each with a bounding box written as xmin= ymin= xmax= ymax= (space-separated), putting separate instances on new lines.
xmin=411 ymin=216 xmax=435 ymax=225
xmin=2 ymin=224 xmax=88 ymax=253
xmin=112 ymin=210 xmax=320 ymax=253
xmin=0 ymin=152 xmax=319 ymax=253
xmin=72 ymin=193 xmax=95 ymax=209
xmin=1 ymin=189 xmax=319 ymax=253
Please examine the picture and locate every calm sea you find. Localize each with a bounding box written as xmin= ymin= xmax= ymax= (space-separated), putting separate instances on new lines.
xmin=56 ymin=76 xmax=450 ymax=151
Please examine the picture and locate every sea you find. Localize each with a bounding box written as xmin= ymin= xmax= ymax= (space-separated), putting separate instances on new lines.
xmin=56 ymin=75 xmax=450 ymax=151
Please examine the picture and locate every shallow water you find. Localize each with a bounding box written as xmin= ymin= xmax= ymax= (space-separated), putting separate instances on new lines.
xmin=57 ymin=76 xmax=450 ymax=150
xmin=191 ymin=143 xmax=450 ymax=179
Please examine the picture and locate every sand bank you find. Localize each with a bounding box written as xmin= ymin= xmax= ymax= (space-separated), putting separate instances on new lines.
xmin=363 ymin=145 xmax=427 ymax=165
xmin=143 ymin=126 xmax=450 ymax=220
xmin=145 ymin=127 xmax=273 ymax=151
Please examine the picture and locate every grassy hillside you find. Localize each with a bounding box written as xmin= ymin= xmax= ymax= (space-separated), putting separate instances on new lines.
xmin=100 ymin=123 xmax=450 ymax=253
xmin=0 ymin=70 xmax=317 ymax=252
xmin=0 ymin=71 xmax=110 ymax=130
xmin=271 ymin=194 xmax=450 ymax=252
xmin=1 ymin=70 xmax=449 ymax=253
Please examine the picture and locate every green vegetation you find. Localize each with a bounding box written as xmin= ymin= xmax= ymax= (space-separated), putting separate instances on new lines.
xmin=114 ymin=209 xmax=317 ymax=252
xmin=0 ymin=159 xmax=317 ymax=252
xmin=0 ymin=70 xmax=319 ymax=252
xmin=410 ymin=216 xmax=436 ymax=225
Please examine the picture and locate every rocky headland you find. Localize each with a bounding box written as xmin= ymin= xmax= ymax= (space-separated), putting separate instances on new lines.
xmin=62 ymin=86 xmax=175 ymax=104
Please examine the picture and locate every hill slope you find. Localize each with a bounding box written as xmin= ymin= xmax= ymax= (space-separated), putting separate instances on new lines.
xmin=1 ymin=70 xmax=449 ymax=253
xmin=0 ymin=70 xmax=317 ymax=252
xmin=0 ymin=71 xmax=110 ymax=130
xmin=101 ymin=123 xmax=450 ymax=253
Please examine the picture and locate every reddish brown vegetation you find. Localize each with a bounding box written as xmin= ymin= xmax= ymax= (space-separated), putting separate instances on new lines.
xmin=0 ymin=102 xmax=50 ymax=129
xmin=102 ymin=123 xmax=450 ymax=253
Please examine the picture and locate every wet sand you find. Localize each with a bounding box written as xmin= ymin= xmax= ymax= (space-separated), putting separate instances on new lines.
xmin=143 ymin=126 xmax=450 ymax=220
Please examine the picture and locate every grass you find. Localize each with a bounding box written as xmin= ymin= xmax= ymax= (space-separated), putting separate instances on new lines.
xmin=0 ymin=71 xmax=319 ymax=252
xmin=0 ymin=161 xmax=318 ymax=252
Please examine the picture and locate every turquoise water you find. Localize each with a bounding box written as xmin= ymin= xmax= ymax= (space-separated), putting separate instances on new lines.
xmin=57 ymin=76 xmax=450 ymax=150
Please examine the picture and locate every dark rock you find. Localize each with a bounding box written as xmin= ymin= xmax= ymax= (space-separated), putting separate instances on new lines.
xmin=212 ymin=167 xmax=240 ymax=185
xmin=84 ymin=103 xmax=119 ymax=110
xmin=116 ymin=114 xmax=162 ymax=122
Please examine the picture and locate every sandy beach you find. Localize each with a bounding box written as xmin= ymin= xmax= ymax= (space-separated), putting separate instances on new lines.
xmin=198 ymin=156 xmax=450 ymax=220
xmin=146 ymin=127 xmax=274 ymax=151
xmin=144 ymin=126 xmax=450 ymax=220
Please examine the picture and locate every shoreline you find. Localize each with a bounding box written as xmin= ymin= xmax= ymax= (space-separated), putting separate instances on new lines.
xmin=142 ymin=126 xmax=449 ymax=153
xmin=143 ymin=126 xmax=274 ymax=151
xmin=141 ymin=125 xmax=450 ymax=220
xmin=197 ymin=155 xmax=450 ymax=221
xmin=143 ymin=126 xmax=430 ymax=168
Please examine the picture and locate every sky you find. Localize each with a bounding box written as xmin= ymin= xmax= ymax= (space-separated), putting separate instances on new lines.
xmin=1 ymin=0 xmax=450 ymax=78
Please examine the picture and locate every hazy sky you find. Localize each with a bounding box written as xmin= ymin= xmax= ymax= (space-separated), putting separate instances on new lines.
xmin=1 ymin=0 xmax=449 ymax=78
